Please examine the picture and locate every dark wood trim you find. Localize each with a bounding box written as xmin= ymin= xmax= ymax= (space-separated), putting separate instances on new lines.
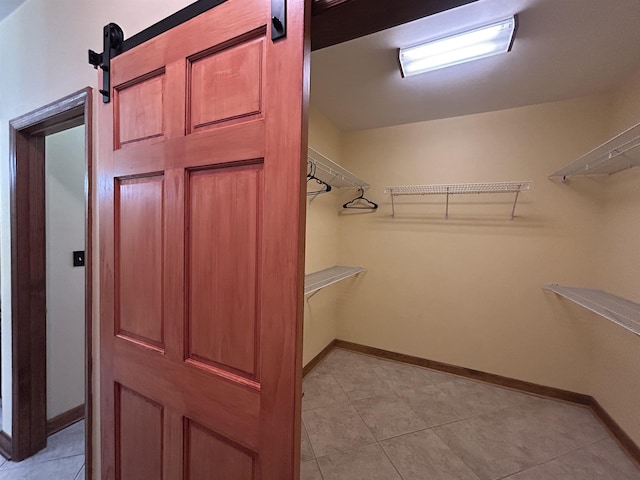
xmin=0 ymin=432 xmax=12 ymax=460
xmin=310 ymin=0 xmax=477 ymax=51
xmin=303 ymin=339 xmax=336 ymax=377
xmin=335 ymin=339 xmax=591 ymax=404
xmin=7 ymin=88 xmax=93 ymax=472
xmin=590 ymin=398 xmax=640 ymax=468
xmin=334 ymin=339 xmax=640 ymax=466
xmin=46 ymin=405 xmax=85 ymax=436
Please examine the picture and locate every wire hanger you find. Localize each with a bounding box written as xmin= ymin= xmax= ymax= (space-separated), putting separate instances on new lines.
xmin=307 ymin=161 xmax=332 ymax=196
xmin=343 ymin=187 xmax=378 ymax=210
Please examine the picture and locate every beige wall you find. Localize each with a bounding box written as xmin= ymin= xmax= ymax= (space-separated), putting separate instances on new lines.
xmin=589 ymin=69 xmax=640 ymax=446
xmin=335 ymin=95 xmax=612 ymax=396
xmin=45 ymin=126 xmax=86 ymax=419
xmin=303 ymin=107 xmax=343 ymax=365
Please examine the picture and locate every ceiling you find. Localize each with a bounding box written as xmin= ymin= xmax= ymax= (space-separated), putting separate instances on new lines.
xmin=310 ymin=0 xmax=640 ymax=131
xmin=0 ymin=0 xmax=26 ymax=23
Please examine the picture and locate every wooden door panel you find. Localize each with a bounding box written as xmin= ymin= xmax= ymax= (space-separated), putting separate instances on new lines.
xmin=116 ymin=175 xmax=164 ymax=349
xmin=113 ymin=340 xmax=260 ymax=451
xmin=112 ymin=120 xmax=266 ymax=177
xmin=115 ymin=71 xmax=166 ymax=147
xmin=189 ymin=36 xmax=264 ymax=131
xmin=100 ymin=0 xmax=307 ymax=477
xmin=186 ymin=420 xmax=256 ymax=480
xmin=188 ymin=164 xmax=262 ymax=377
xmin=116 ymin=385 xmax=163 ymax=480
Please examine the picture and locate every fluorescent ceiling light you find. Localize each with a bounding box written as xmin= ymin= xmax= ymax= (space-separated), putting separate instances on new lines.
xmin=399 ymin=16 xmax=518 ymax=77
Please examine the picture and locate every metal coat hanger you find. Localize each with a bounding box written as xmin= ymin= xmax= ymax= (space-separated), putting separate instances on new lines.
xmin=343 ymin=187 xmax=378 ymax=210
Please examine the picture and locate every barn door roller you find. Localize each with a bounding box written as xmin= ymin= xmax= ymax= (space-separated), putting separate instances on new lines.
xmin=271 ymin=0 xmax=287 ymax=41
xmin=88 ymin=23 xmax=124 ymax=104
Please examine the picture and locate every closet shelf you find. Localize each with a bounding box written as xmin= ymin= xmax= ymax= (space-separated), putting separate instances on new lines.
xmin=544 ymin=284 xmax=640 ymax=336
xmin=308 ymin=147 xmax=369 ymax=190
xmin=304 ymin=265 xmax=366 ymax=297
xmin=549 ymin=121 xmax=640 ymax=182
xmin=384 ymin=181 xmax=532 ymax=219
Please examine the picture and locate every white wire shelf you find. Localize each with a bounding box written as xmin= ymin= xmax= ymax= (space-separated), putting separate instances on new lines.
xmin=544 ymin=284 xmax=640 ymax=336
xmin=304 ymin=265 xmax=366 ymax=297
xmin=308 ymin=147 xmax=369 ymax=190
xmin=384 ymin=181 xmax=532 ymax=219
xmin=549 ymin=121 xmax=640 ymax=182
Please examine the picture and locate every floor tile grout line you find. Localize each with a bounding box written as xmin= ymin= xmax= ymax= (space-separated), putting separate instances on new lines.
xmin=378 ymin=440 xmax=408 ymax=480
xmin=0 ymin=452 xmax=85 ymax=471
xmin=430 ymin=427 xmax=483 ymax=480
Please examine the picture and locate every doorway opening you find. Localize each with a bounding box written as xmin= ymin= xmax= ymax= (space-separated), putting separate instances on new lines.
xmin=4 ymin=88 xmax=93 ymax=479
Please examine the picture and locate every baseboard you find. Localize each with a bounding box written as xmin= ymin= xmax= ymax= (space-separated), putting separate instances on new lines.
xmin=47 ymin=404 xmax=85 ymax=436
xmin=335 ymin=339 xmax=591 ymax=405
xmin=333 ymin=339 xmax=640 ymax=466
xmin=303 ymin=339 xmax=337 ymax=377
xmin=590 ymin=398 xmax=640 ymax=468
xmin=0 ymin=431 xmax=11 ymax=460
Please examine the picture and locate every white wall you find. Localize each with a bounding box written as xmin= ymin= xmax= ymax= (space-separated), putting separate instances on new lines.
xmin=45 ymin=126 xmax=86 ymax=419
xmin=0 ymin=0 xmax=195 ymax=471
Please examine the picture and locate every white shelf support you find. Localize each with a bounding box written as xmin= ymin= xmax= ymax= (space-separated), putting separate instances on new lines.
xmin=384 ymin=181 xmax=532 ymax=219
xmin=544 ymin=284 xmax=640 ymax=336
xmin=549 ymin=120 xmax=640 ymax=182
xmin=304 ymin=265 xmax=366 ymax=298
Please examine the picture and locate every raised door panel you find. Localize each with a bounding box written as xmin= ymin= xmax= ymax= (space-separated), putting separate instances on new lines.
xmin=185 ymin=419 xmax=256 ymax=480
xmin=188 ymin=37 xmax=264 ymax=131
xmin=116 ymin=71 xmax=166 ymax=147
xmin=117 ymin=385 xmax=163 ymax=480
xmin=116 ymin=175 xmax=164 ymax=349
xmin=187 ymin=164 xmax=262 ymax=378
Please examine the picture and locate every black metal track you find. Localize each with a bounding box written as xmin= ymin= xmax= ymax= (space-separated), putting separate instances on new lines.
xmin=120 ymin=0 xmax=228 ymax=55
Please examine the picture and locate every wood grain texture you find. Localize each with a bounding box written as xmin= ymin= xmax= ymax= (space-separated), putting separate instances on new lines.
xmin=100 ymin=0 xmax=308 ymax=477
xmin=310 ymin=0 xmax=476 ymax=50
xmin=116 ymin=72 xmax=165 ymax=147
xmin=116 ymin=175 xmax=165 ymax=349
xmin=8 ymin=88 xmax=93 ymax=465
xmin=188 ymin=165 xmax=262 ymax=377
xmin=185 ymin=420 xmax=256 ymax=479
xmin=46 ymin=404 xmax=84 ymax=436
xmin=117 ymin=386 xmax=163 ymax=480
xmin=189 ymin=37 xmax=264 ymax=130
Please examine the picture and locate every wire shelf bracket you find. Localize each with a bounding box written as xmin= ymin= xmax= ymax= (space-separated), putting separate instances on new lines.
xmin=384 ymin=181 xmax=532 ymax=219
xmin=304 ymin=265 xmax=366 ymax=299
xmin=549 ymin=121 xmax=640 ymax=182
xmin=544 ymin=284 xmax=640 ymax=337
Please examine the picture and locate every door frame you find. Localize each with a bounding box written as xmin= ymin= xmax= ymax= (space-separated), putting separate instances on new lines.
xmin=6 ymin=88 xmax=93 ymax=475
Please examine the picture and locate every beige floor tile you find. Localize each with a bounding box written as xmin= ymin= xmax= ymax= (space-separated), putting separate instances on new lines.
xmin=433 ymin=399 xmax=609 ymax=480
xmin=374 ymin=361 xmax=453 ymax=394
xmin=0 ymin=455 xmax=84 ymax=480
xmin=301 ymin=422 xmax=316 ymax=462
xmin=301 ymin=460 xmax=324 ymax=480
xmin=317 ymin=443 xmax=402 ymax=480
xmin=505 ymin=438 xmax=640 ymax=480
xmin=303 ymin=373 xmax=350 ymax=411
xmin=381 ymin=429 xmax=481 ymax=480
xmin=303 ymin=404 xmax=376 ymax=457
xmin=333 ymin=367 xmax=395 ymax=401
xmin=399 ymin=383 xmax=472 ymax=427
xmin=352 ymin=394 xmax=427 ymax=440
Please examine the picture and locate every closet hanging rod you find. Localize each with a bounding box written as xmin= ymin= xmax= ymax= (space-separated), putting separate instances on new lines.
xmin=308 ymin=147 xmax=369 ymax=190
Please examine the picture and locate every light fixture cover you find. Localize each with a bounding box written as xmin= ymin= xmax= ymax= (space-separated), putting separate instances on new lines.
xmin=399 ymin=15 xmax=518 ymax=77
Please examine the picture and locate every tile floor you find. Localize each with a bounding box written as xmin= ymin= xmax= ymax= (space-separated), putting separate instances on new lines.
xmin=1 ymin=350 xmax=639 ymax=479
xmin=0 ymin=420 xmax=84 ymax=479
xmin=301 ymin=348 xmax=640 ymax=480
